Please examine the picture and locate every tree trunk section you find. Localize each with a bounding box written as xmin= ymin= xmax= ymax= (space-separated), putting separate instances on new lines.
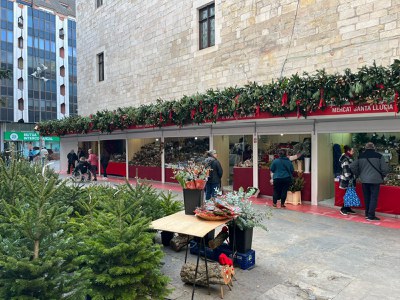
xmin=208 ymin=231 xmax=229 ymax=249
xmin=180 ymin=262 xmax=224 ymax=286
xmin=34 ymin=240 xmax=39 ymax=259
xmin=170 ymin=234 xmax=192 ymax=252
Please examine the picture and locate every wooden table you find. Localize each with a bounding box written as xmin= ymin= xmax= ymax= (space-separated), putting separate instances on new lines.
xmin=151 ymin=211 xmax=229 ymax=299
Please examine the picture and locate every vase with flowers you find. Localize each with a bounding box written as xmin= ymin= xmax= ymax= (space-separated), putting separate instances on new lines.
xmin=173 ymin=162 xmax=210 ymax=215
xmin=173 ymin=162 xmax=209 ymax=190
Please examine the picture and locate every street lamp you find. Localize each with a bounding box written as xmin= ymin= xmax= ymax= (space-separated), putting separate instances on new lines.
xmin=30 ymin=64 xmax=49 ymax=123
xmin=31 ymin=64 xmax=48 ymax=149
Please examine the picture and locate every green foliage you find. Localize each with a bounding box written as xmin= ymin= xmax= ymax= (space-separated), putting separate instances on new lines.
xmin=125 ymin=180 xmax=166 ymax=220
xmin=37 ymin=61 xmax=400 ymax=136
xmin=0 ymin=160 xmax=172 ymax=299
xmin=71 ymin=184 xmax=170 ymax=299
xmin=222 ymin=188 xmax=270 ymax=231
xmin=159 ymin=191 xmax=183 ymax=216
xmin=289 ymin=175 xmax=305 ymax=192
xmin=0 ymin=160 xmax=84 ymax=299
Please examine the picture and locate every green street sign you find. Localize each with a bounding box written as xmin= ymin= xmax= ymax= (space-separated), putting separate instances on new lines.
xmin=4 ymin=132 xmax=39 ymax=141
xmin=42 ymin=136 xmax=60 ymax=142
xmin=3 ymin=132 xmax=60 ymax=142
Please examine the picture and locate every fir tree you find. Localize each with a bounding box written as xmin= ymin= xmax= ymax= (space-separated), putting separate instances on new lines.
xmin=73 ymin=185 xmax=170 ymax=299
xmin=0 ymin=160 xmax=86 ymax=299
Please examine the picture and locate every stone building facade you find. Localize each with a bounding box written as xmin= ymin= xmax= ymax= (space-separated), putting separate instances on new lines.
xmin=76 ymin=0 xmax=399 ymax=116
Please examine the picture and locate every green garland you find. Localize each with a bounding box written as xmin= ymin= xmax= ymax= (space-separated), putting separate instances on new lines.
xmin=38 ymin=61 xmax=400 ymax=136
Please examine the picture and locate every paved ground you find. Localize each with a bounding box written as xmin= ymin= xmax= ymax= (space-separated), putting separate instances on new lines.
xmin=160 ymin=206 xmax=400 ymax=300
xmin=52 ymin=163 xmax=400 ymax=300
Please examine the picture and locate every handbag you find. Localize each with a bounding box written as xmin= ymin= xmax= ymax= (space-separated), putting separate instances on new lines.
xmin=343 ymin=187 xmax=361 ymax=207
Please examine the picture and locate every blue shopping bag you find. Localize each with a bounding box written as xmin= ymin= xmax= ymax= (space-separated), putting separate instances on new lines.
xmin=344 ymin=187 xmax=361 ymax=207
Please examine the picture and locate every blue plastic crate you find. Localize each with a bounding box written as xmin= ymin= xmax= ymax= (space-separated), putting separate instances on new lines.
xmin=189 ymin=241 xmax=219 ymax=261
xmin=217 ymin=243 xmax=256 ymax=270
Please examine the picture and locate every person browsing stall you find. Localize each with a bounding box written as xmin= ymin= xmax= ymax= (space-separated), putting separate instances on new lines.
xmin=338 ymin=145 xmax=357 ymax=215
xmin=204 ymin=150 xmax=223 ymax=200
xmin=350 ymin=142 xmax=389 ymax=221
xmin=270 ymin=149 xmax=294 ymax=208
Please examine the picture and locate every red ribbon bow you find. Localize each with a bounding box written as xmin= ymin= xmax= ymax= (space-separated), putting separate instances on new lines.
xmin=281 ymin=92 xmax=288 ymax=106
xmin=318 ymin=88 xmax=325 ymax=109
xmin=296 ymin=100 xmax=301 ymax=118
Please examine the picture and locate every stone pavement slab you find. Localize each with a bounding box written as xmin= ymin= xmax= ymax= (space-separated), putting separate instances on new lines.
xmin=160 ymin=208 xmax=400 ymax=300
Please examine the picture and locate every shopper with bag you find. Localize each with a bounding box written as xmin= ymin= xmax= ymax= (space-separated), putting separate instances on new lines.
xmin=350 ymin=142 xmax=389 ymax=221
xmin=339 ymin=146 xmax=358 ymax=215
xmin=270 ymin=149 xmax=294 ymax=208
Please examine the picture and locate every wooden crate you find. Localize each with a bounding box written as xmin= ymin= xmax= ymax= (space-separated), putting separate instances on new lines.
xmin=286 ymin=191 xmax=302 ymax=205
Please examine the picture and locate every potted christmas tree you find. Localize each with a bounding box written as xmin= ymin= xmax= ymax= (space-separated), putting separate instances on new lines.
xmin=286 ymin=173 xmax=305 ymax=205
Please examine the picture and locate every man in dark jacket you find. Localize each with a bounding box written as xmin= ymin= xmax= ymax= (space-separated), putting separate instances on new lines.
xmin=204 ymin=150 xmax=223 ymax=200
xmin=350 ymin=142 xmax=389 ymax=221
xmin=67 ymin=149 xmax=78 ymax=174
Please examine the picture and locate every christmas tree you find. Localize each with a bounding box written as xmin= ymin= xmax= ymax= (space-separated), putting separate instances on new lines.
xmin=0 ymin=159 xmax=86 ymax=299
xmin=72 ymin=184 xmax=170 ymax=299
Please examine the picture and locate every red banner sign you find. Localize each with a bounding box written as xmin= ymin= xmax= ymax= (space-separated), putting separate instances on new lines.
xmin=309 ymin=103 xmax=395 ymax=116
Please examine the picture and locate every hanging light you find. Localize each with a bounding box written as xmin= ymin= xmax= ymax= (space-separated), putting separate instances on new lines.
xmin=59 ymin=28 xmax=64 ymax=39
xmin=18 ymin=16 xmax=23 ymax=28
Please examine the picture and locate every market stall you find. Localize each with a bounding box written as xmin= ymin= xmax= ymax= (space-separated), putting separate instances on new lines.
xmin=331 ymin=132 xmax=400 ymax=215
xmin=128 ymin=139 xmax=162 ymax=181
xmin=164 ymin=136 xmax=209 ymax=184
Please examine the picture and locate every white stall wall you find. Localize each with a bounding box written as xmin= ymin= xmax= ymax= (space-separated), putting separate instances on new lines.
xmin=60 ymin=139 xmax=79 ymax=173
xmin=317 ymin=133 xmax=334 ymax=200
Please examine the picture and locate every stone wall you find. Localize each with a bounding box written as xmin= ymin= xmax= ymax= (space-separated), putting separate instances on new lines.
xmin=76 ymin=0 xmax=400 ymax=116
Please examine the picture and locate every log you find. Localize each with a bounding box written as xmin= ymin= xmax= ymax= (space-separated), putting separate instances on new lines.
xmin=208 ymin=231 xmax=229 ymax=249
xmin=180 ymin=262 xmax=224 ymax=286
xmin=170 ymin=234 xmax=192 ymax=252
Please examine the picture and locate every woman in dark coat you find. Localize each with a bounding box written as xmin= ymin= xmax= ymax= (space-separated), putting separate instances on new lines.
xmin=339 ymin=145 xmax=356 ymax=215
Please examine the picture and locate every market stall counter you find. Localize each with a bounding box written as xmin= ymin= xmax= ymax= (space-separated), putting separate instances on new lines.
xmin=165 ymin=167 xmax=178 ymax=184
xmin=233 ymin=167 xmax=253 ymax=191
xmin=128 ymin=165 xmax=161 ymax=181
xmin=100 ymin=161 xmax=126 ymax=177
xmin=334 ymin=181 xmax=400 ymax=215
xmin=233 ymin=167 xmax=311 ymax=201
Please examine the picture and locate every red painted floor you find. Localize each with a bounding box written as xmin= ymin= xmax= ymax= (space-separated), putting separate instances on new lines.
xmin=65 ymin=173 xmax=400 ymax=230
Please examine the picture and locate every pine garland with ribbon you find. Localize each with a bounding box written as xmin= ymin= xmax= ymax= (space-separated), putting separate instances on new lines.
xmin=37 ymin=61 xmax=400 ymax=136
